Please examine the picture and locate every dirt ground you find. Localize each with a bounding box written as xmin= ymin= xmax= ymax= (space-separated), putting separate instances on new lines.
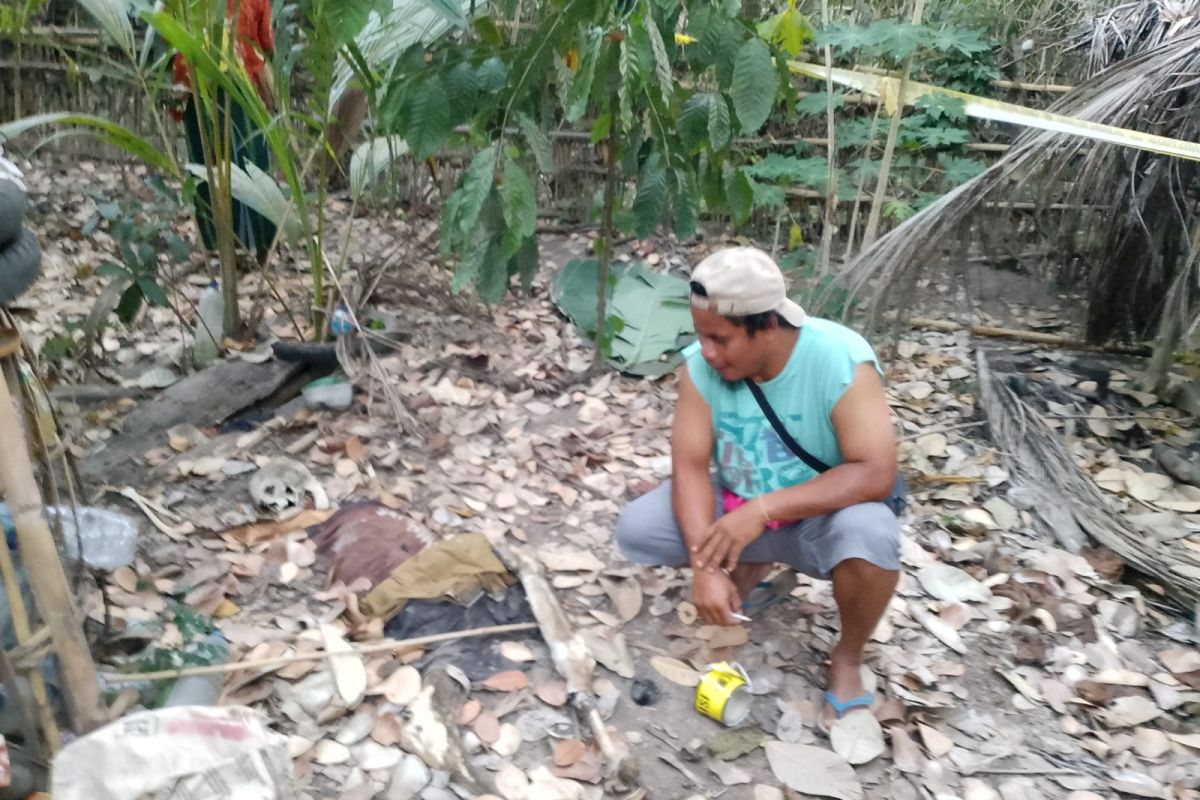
xmin=6 ymin=159 xmax=1200 ymax=800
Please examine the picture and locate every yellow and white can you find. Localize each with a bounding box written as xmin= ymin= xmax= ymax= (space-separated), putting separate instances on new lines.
xmin=694 ymin=662 xmax=753 ymax=726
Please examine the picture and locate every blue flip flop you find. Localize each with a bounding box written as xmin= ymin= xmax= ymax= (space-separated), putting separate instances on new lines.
xmin=816 ymin=690 xmax=876 ymax=735
xmin=740 ymin=570 xmax=797 ymax=616
xmin=824 ymin=690 xmax=875 ymax=719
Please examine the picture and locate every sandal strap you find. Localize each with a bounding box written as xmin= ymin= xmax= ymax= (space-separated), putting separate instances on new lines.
xmin=824 ymin=690 xmax=875 ymax=717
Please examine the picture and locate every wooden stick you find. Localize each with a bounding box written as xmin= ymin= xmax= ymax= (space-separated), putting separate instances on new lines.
xmin=0 ymin=648 xmax=44 ymax=762
xmin=499 ymin=545 xmax=626 ymax=776
xmin=962 ymin=766 xmax=1082 ymax=776
xmin=1045 ymin=413 xmax=1189 ymax=424
xmin=0 ymin=367 xmax=101 ymax=733
xmin=907 ymin=317 xmax=1151 ymax=355
xmin=6 ymin=625 xmax=51 ymax=669
xmin=0 ymin=481 xmax=60 ymax=753
xmin=657 ymin=753 xmax=704 ymax=787
xmin=988 ymin=79 xmax=1074 ymax=93
xmin=898 ymin=421 xmax=986 ymax=441
xmin=102 ymin=622 xmax=539 ymax=683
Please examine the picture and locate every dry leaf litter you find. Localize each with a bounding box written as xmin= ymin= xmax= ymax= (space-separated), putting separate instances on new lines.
xmin=9 ymin=161 xmax=1200 ymax=799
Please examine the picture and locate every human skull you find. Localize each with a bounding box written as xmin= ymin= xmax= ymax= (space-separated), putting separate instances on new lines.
xmin=249 ymin=458 xmax=313 ymax=514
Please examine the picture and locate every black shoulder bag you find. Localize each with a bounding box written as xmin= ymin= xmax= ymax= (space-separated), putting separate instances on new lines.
xmin=744 ymin=379 xmax=907 ymax=517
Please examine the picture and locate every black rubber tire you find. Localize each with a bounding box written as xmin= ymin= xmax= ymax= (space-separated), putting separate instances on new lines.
xmin=0 ymin=228 xmax=42 ymax=306
xmin=0 ymin=178 xmax=27 ymax=248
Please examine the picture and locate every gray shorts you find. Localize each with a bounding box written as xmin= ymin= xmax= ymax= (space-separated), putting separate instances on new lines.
xmin=615 ymin=481 xmax=901 ymax=580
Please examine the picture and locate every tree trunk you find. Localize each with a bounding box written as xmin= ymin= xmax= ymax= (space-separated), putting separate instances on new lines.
xmin=593 ymin=105 xmax=619 ymax=368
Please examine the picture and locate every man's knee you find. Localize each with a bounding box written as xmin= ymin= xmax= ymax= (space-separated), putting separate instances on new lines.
xmin=613 ymin=485 xmax=683 ymax=566
xmin=614 ymin=500 xmax=642 ymax=560
xmin=827 ymin=503 xmax=901 ymax=569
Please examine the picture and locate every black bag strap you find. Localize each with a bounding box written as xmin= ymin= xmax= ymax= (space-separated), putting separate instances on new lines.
xmin=743 ymin=379 xmax=833 ymax=474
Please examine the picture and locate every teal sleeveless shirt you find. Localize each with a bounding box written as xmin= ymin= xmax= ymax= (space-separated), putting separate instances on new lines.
xmin=683 ymin=317 xmax=881 ymax=498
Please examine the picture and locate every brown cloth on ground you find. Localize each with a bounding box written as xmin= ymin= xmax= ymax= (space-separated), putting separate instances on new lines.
xmin=361 ymin=533 xmax=514 ymax=621
xmin=307 ymin=501 xmax=429 ymax=588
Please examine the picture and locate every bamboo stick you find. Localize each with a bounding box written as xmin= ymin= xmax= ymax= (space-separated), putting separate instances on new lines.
xmin=786 ymin=187 xmax=1104 ymax=210
xmin=103 ymin=622 xmax=539 ymax=683
xmin=862 ymin=0 xmax=925 ymax=249
xmin=0 ymin=366 xmax=102 ymax=732
xmin=907 ymin=317 xmax=1151 ymax=355
xmin=0 ymin=648 xmax=45 ymax=762
xmin=989 ymin=79 xmax=1074 ymax=93
xmin=817 ymin=0 xmax=837 ymax=276
xmin=0 ymin=516 xmax=59 ymax=753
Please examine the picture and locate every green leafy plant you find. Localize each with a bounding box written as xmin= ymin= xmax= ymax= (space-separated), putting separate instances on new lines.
xmin=1 ymin=0 xmax=442 ymax=343
xmin=789 ymin=15 xmax=996 ymax=244
xmin=378 ymin=0 xmax=800 ymax=309
xmin=131 ymin=604 xmax=223 ymax=707
xmin=86 ymin=180 xmax=191 ymax=324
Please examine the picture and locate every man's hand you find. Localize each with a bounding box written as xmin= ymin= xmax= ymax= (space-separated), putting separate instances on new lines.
xmin=693 ymin=502 xmax=766 ymax=573
xmin=693 ymin=569 xmax=742 ymax=626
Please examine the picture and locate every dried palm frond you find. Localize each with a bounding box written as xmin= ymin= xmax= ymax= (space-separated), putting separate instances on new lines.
xmin=825 ymin=28 xmax=1200 ymax=348
xmin=978 ymin=351 xmax=1200 ymax=606
xmin=1070 ymin=0 xmax=1200 ymax=73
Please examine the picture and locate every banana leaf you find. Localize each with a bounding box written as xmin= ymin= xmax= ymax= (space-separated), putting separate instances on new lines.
xmin=552 ymin=258 xmax=695 ymax=377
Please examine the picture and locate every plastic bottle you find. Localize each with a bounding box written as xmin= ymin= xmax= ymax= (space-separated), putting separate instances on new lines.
xmin=330 ymin=303 xmax=353 ymax=337
xmin=193 ymin=280 xmax=224 ymax=367
xmin=163 ymin=632 xmax=230 ymax=707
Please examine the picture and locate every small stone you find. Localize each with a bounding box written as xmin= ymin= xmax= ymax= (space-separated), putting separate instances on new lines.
xmin=681 ymin=738 xmax=708 ymax=763
xmin=631 ymin=678 xmax=660 ymax=706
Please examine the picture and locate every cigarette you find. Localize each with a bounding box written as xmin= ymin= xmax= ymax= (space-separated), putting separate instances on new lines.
xmin=731 ymin=612 xmax=751 ymax=622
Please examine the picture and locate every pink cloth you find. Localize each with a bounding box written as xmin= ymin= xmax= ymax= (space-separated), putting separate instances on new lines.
xmin=721 ymin=488 xmax=789 ymax=530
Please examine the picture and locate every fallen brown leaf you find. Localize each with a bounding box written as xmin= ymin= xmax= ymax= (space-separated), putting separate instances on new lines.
xmin=1102 ymin=695 xmax=1161 ymax=728
xmin=312 ymin=739 xmax=351 ymax=765
xmin=889 ymin=727 xmax=923 ymax=773
xmin=458 ymin=699 xmax=481 ymax=725
xmin=831 ymin=711 xmax=885 ymax=765
xmin=369 ymin=714 xmax=403 ymax=748
xmin=601 ymin=575 xmax=644 ymax=622
xmin=321 ymin=625 xmax=367 ymax=708
xmin=473 ymin=711 xmax=500 ymax=745
xmin=650 ymin=656 xmax=702 ymax=687
xmin=1133 ymin=727 xmax=1170 ymax=759
xmin=554 ymin=738 xmax=587 ymax=767
xmin=112 ymin=566 xmax=139 ymax=593
xmin=222 ymin=509 xmax=334 ymax=546
xmin=918 ymin=723 xmax=954 ymax=758
xmin=499 ymin=641 xmax=536 ymax=663
xmin=535 ymin=680 xmax=568 ymax=707
xmin=380 ymin=665 xmax=421 ymax=706
xmin=1159 ymin=648 xmax=1200 ymax=675
xmin=1074 ymin=679 xmax=1112 ymax=706
xmin=765 ymin=741 xmax=862 ymax=800
xmin=482 ymin=670 xmax=528 ymax=692
xmin=704 ymin=625 xmax=750 ymax=649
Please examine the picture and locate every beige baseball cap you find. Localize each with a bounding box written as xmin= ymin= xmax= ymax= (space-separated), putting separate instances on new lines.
xmin=689 ymin=246 xmax=807 ymax=327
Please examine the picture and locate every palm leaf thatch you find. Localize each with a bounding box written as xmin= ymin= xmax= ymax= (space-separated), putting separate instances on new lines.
xmin=978 ymin=350 xmax=1200 ymax=606
xmin=1071 ymin=0 xmax=1200 ymax=72
xmin=827 ymin=14 xmax=1200 ymax=356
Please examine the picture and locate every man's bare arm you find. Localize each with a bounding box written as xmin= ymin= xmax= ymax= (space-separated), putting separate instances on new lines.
xmin=761 ymin=363 xmax=897 ymax=520
xmin=671 ymin=367 xmax=716 ymax=567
